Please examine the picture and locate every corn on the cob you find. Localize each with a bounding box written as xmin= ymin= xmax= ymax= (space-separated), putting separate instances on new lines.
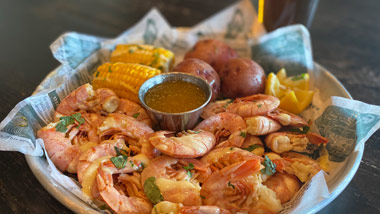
xmin=92 ymin=62 xmax=161 ymax=103
xmin=110 ymin=44 xmax=175 ymax=72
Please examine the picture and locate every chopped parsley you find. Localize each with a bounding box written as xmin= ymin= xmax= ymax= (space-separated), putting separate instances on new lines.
xmin=183 ymin=162 xmax=194 ymax=178
xmin=144 ymin=177 xmax=164 ymax=204
xmin=132 ymin=113 xmax=140 ymax=118
xmin=242 ymin=144 xmax=261 ymax=152
xmin=261 ymin=156 xmax=276 ymax=176
xmin=128 ymin=49 xmax=134 ymax=54
xmin=228 ymin=181 xmax=235 ymax=189
xmin=55 ymin=113 xmax=85 ymax=133
xmin=257 ymin=104 xmax=263 ymax=108
xmin=110 ymin=146 xmax=129 ymax=169
xmin=183 ymin=162 xmax=194 ymax=171
xmin=291 ymin=73 xmax=306 ymax=81
xmin=95 ymin=71 xmax=100 ymax=77
xmin=140 ymin=162 xmax=146 ymax=170
xmin=289 ymin=126 xmax=310 ymax=134
xmin=240 ymin=131 xmax=247 ymax=138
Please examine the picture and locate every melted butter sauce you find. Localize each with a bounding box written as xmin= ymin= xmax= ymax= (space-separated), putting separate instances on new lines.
xmin=144 ymin=80 xmax=206 ymax=113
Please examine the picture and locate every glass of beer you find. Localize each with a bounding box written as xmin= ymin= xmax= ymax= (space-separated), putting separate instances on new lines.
xmin=257 ymin=0 xmax=319 ymax=32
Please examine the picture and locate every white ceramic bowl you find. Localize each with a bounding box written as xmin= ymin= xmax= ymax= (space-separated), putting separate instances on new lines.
xmin=25 ymin=63 xmax=362 ymax=214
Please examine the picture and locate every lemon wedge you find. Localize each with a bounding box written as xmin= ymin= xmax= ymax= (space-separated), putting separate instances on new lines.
xmin=265 ymin=69 xmax=314 ymax=114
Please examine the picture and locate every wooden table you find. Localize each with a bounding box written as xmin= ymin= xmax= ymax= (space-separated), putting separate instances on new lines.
xmin=0 ymin=0 xmax=379 ymax=213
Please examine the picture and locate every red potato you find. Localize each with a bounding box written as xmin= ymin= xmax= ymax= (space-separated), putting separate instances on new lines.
xmin=219 ymin=58 xmax=266 ymax=99
xmin=184 ymin=39 xmax=238 ymax=73
xmin=173 ymin=58 xmax=221 ymax=101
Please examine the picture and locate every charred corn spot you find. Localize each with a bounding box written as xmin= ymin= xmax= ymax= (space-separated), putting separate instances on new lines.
xmin=110 ymin=44 xmax=175 ymax=72
xmin=92 ymin=62 xmax=161 ymax=103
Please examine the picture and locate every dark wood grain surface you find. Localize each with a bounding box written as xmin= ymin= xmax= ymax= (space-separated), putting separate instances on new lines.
xmin=0 ymin=0 xmax=379 ymax=213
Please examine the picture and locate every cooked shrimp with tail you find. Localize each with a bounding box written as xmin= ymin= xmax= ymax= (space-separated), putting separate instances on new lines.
xmin=148 ymin=130 xmax=216 ymax=158
xmin=141 ymin=156 xmax=209 ymax=206
xmin=227 ymin=94 xmax=280 ymax=118
xmin=194 ymin=112 xmax=246 ymax=148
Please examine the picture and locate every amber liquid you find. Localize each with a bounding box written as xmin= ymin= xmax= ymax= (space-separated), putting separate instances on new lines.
xmin=260 ymin=0 xmax=319 ymax=32
xmin=144 ymin=80 xmax=206 ymax=113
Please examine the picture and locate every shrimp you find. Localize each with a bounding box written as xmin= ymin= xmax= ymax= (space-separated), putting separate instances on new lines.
xmin=118 ymin=172 xmax=149 ymax=204
xmin=265 ymin=132 xmax=328 ymax=154
xmin=54 ymin=84 xmax=120 ymax=120
xmin=263 ymin=172 xmax=301 ymax=204
xmin=96 ymin=156 xmax=152 ymax=214
xmin=77 ymin=139 xmax=125 ymax=184
xmin=140 ymin=135 xmax=161 ymax=159
xmin=245 ymin=116 xmax=282 ymax=136
xmin=226 ymin=94 xmax=280 ymax=118
xmin=148 ymin=130 xmax=216 ymax=158
xmin=201 ymin=99 xmax=232 ymax=120
xmin=241 ymin=135 xmax=265 ymax=156
xmin=116 ymin=98 xmax=152 ymax=128
xmin=94 ymin=88 xmax=121 ymax=113
xmin=200 ymin=159 xmax=282 ymax=213
xmin=153 ymin=201 xmax=232 ymax=214
xmin=37 ymin=123 xmax=81 ymax=173
xmin=194 ymin=112 xmax=246 ymax=148
xmin=267 ymin=108 xmax=308 ymax=127
xmin=99 ymin=113 xmax=154 ymax=141
xmin=141 ymin=156 xmax=207 ymax=206
xmin=72 ymin=113 xmax=104 ymax=145
xmin=267 ymin=152 xmax=322 ymax=183
xmin=198 ymin=147 xmax=261 ymax=183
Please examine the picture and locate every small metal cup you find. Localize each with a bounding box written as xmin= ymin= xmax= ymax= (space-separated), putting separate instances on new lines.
xmin=139 ymin=72 xmax=212 ymax=132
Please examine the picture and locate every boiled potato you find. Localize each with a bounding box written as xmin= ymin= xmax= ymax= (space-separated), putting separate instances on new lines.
xmin=173 ymin=58 xmax=220 ymax=101
xmin=184 ymin=39 xmax=238 ymax=73
xmin=219 ymin=58 xmax=266 ymax=99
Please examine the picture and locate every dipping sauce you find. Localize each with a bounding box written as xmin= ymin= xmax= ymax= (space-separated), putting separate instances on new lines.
xmin=144 ymin=80 xmax=207 ymax=113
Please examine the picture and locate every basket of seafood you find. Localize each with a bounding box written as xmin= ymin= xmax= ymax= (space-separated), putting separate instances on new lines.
xmin=1 ymin=0 xmax=380 ymax=214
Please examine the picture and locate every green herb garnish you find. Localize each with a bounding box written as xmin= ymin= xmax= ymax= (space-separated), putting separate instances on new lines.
xmin=114 ymin=146 xmax=129 ymax=157
xmin=183 ymin=162 xmax=194 ymax=178
xmin=55 ymin=113 xmax=85 ymax=132
xmin=110 ymin=155 xmax=127 ymax=169
xmin=291 ymin=73 xmax=306 ymax=81
xmin=111 ymin=146 xmax=129 ymax=169
xmin=228 ymin=181 xmax=235 ymax=189
xmin=128 ymin=49 xmax=134 ymax=54
xmin=72 ymin=113 xmax=85 ymax=126
xmin=242 ymin=144 xmax=261 ymax=152
xmin=132 ymin=113 xmax=140 ymax=118
xmin=144 ymin=177 xmax=164 ymax=204
xmin=257 ymin=104 xmax=263 ymax=108
xmin=183 ymin=162 xmax=194 ymax=171
xmin=240 ymin=131 xmax=247 ymax=138
xmin=288 ymin=126 xmax=310 ymax=134
xmin=95 ymin=71 xmax=100 ymax=77
xmin=140 ymin=162 xmax=146 ymax=170
xmin=261 ymin=156 xmax=276 ymax=176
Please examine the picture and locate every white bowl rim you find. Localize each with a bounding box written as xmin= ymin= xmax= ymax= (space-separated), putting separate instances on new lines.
xmin=25 ymin=62 xmax=363 ymax=214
